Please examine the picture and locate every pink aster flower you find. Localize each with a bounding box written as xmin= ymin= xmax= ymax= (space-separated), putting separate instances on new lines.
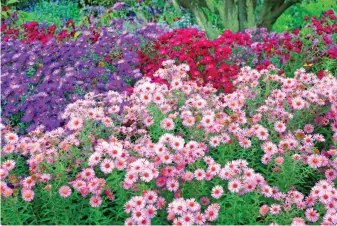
xmin=156 ymin=196 xmax=166 ymax=210
xmin=140 ymin=169 xmax=154 ymax=182
xmin=160 ymin=118 xmax=175 ymax=130
xmin=307 ymin=154 xmax=322 ymax=168
xmin=186 ymin=198 xmax=200 ymax=212
xmin=124 ymin=217 xmax=133 ymax=226
xmin=145 ymin=204 xmax=157 ymax=219
xmin=139 ymin=92 xmax=152 ymax=104
xmin=3 ymin=187 xmax=13 ymax=197
xmin=166 ymin=178 xmax=179 ymax=192
xmin=182 ymin=117 xmax=195 ymax=127
xmin=22 ymin=176 xmax=36 ymax=188
xmin=305 ymin=208 xmax=319 ymax=222
xmin=259 ymin=204 xmax=269 ymax=216
xmin=303 ymin=135 xmax=314 ymax=147
xmin=204 ymin=204 xmax=219 ymax=221
xmin=0 ymin=169 xmax=8 ymax=179
xmin=81 ymin=168 xmax=96 ymax=180
xmin=153 ymin=92 xmax=165 ymax=104
xmin=100 ymin=158 xmax=114 ymax=174
xmin=90 ymin=195 xmax=102 ymax=208
xmin=59 ymin=185 xmax=72 ymax=198
xmin=211 ymin=185 xmax=224 ymax=199
xmin=256 ymin=127 xmax=269 ymax=140
xmin=143 ymin=116 xmax=154 ymax=127
xmin=72 ymin=180 xmax=87 ymax=191
xmin=88 ymin=152 xmax=102 ymax=167
xmin=228 ymin=179 xmax=242 ymax=193
xmin=102 ymin=117 xmax=114 ymax=127
xmin=4 ymin=132 xmax=18 ymax=144
xmin=194 ymin=169 xmax=206 ymax=180
xmin=304 ymin=124 xmax=314 ymax=133
xmin=239 ymin=138 xmax=251 ymax=149
xmin=274 ymin=121 xmax=286 ymax=133
xmin=261 ymin=154 xmax=272 ymax=164
xmin=183 ymin=171 xmax=194 ymax=181
xmin=292 ymin=97 xmax=306 ymax=110
xmin=194 ymin=213 xmax=206 ymax=225
xmin=325 ymin=169 xmax=337 ymax=181
xmin=124 ymin=202 xmax=133 ymax=214
xmin=275 ymin=156 xmax=284 ymax=165
xmin=67 ymin=117 xmax=84 ymax=130
xmin=170 ymin=137 xmax=185 ymax=150
xmin=22 ymin=189 xmax=35 ymax=202
xmin=209 ymin=136 xmax=221 ymax=147
xmin=262 ymin=141 xmax=277 ymax=155
xmin=131 ymin=196 xmax=146 ymax=209
xmin=2 ymin=144 xmax=15 ymax=154
xmin=200 ymin=197 xmax=210 ymax=206
xmin=144 ymin=190 xmax=158 ymax=204
xmin=172 ymin=218 xmax=183 ymax=225
xmin=261 ymin=185 xmax=273 ymax=197
xmin=270 ymin=204 xmax=281 ymax=215
xmin=291 ymin=217 xmax=306 ymax=226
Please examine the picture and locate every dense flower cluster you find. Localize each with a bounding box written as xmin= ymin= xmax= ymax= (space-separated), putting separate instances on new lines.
xmin=1 ymin=61 xmax=336 ymax=225
xmin=1 ymin=19 xmax=165 ymax=132
xmin=138 ymin=11 xmax=337 ymax=92
xmin=1 ymin=8 xmax=78 ymax=44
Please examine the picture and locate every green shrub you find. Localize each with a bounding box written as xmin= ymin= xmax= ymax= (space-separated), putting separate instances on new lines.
xmin=273 ymin=0 xmax=337 ymax=32
xmin=82 ymin=0 xmax=120 ymax=7
xmin=27 ymin=0 xmax=83 ymax=26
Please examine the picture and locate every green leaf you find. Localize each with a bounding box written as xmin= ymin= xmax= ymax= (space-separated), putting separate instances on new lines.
xmin=6 ymin=0 xmax=19 ymax=5
xmin=71 ymin=31 xmax=82 ymax=41
xmin=19 ymin=11 xmax=37 ymax=21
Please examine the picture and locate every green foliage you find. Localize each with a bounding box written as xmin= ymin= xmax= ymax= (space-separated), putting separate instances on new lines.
xmin=26 ymin=0 xmax=84 ymax=27
xmin=97 ymin=0 xmax=193 ymax=30
xmin=148 ymin=104 xmax=171 ymax=142
xmin=1 ymin=1 xmax=336 ymax=224
xmin=281 ymin=26 xmax=337 ymax=76
xmin=273 ymin=0 xmax=337 ymax=32
xmin=5 ymin=0 xmax=20 ymax=6
xmin=84 ymin=0 xmax=120 ymax=7
xmin=0 ymin=120 xmax=135 ymax=225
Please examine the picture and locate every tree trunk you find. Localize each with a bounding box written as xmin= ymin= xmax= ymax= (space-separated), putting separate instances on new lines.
xmin=257 ymin=0 xmax=301 ymax=30
xmin=221 ymin=0 xmax=239 ymax=31
xmin=176 ymin=0 xmax=301 ymax=34
xmin=176 ymin=0 xmax=220 ymax=39
xmin=238 ymin=0 xmax=256 ymax=31
xmin=176 ymin=0 xmax=255 ymax=33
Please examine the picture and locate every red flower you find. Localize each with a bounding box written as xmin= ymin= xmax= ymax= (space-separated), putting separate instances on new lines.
xmin=317 ymin=70 xmax=325 ymax=79
xmin=47 ymin=25 xmax=57 ymax=34
xmin=66 ymin=20 xmax=75 ymax=30
xmin=327 ymin=49 xmax=337 ymax=59
xmin=0 ymin=23 xmax=7 ymax=32
xmin=25 ymin=21 xmax=39 ymax=31
xmin=324 ymin=9 xmax=335 ymax=17
xmin=292 ymin=28 xmax=300 ymax=35
xmin=3 ymin=36 xmax=10 ymax=42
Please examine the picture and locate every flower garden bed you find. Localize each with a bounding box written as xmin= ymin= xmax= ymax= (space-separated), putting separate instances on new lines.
xmin=1 ymin=2 xmax=337 ymax=226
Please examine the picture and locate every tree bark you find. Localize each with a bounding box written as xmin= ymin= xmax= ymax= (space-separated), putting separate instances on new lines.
xmin=238 ymin=0 xmax=256 ymax=31
xmin=176 ymin=0 xmax=302 ymax=33
xmin=238 ymin=0 xmax=247 ymax=31
xmin=257 ymin=0 xmax=301 ymax=30
xmin=176 ymin=0 xmax=220 ymax=39
xmin=221 ymin=0 xmax=239 ymax=31
xmin=176 ymin=0 xmax=253 ymax=33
